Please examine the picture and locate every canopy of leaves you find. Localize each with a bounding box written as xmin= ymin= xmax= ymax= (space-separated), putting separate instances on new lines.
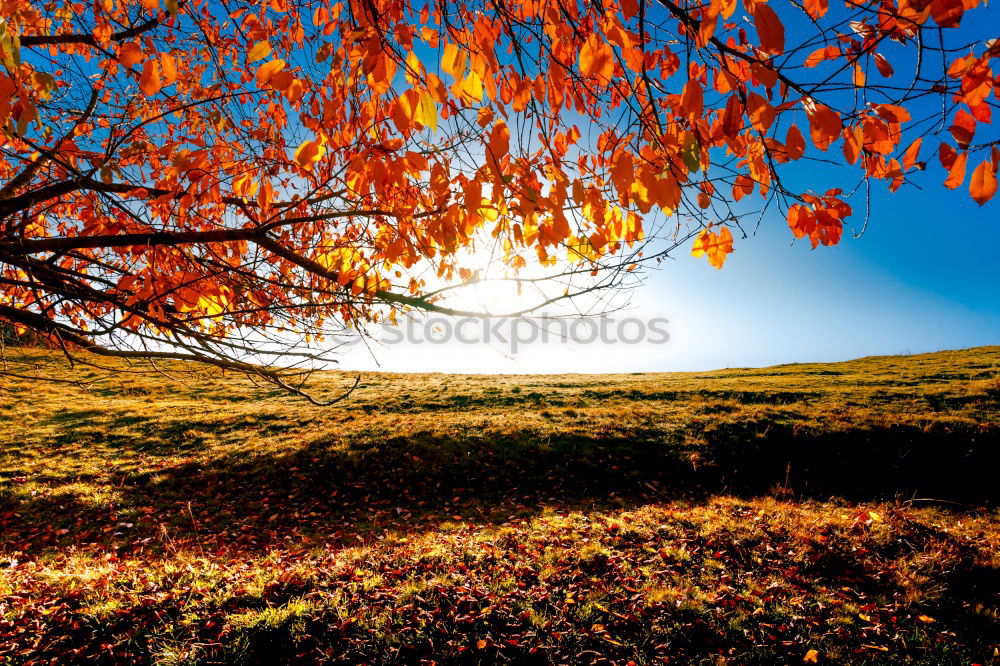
xmin=0 ymin=0 xmax=996 ymax=393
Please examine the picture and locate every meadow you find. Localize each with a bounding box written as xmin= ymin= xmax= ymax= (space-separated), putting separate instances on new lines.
xmin=1 ymin=346 xmax=998 ymax=664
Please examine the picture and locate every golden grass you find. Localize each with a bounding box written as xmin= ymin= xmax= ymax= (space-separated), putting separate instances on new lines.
xmin=0 ymin=346 xmax=998 ymax=663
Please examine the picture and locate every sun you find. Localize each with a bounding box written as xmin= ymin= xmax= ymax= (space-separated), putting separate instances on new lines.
xmin=434 ymin=244 xmax=538 ymax=315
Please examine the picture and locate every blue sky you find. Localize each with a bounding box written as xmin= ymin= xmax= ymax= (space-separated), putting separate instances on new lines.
xmin=634 ymin=182 xmax=1000 ymax=371
xmin=335 ymin=159 xmax=999 ymax=373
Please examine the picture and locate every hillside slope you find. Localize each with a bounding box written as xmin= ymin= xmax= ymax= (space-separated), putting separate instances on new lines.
xmin=1 ymin=347 xmax=998 ymax=663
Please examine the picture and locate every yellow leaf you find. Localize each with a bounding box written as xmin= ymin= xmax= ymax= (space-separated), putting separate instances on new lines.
xmin=405 ymin=50 xmax=422 ymax=84
xmin=293 ymin=138 xmax=325 ymax=170
xmin=803 ymin=649 xmax=820 ymax=663
xmin=248 ymin=41 xmax=272 ymax=62
xmin=458 ymin=69 xmax=483 ymax=102
xmin=417 ymin=92 xmax=437 ymax=132
xmin=441 ymin=42 xmax=465 ymax=77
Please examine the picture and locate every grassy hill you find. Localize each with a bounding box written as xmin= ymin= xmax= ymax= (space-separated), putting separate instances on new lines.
xmin=1 ymin=347 xmax=998 ymax=664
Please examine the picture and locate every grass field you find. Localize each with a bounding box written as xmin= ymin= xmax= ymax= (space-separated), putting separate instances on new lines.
xmin=1 ymin=347 xmax=999 ymax=664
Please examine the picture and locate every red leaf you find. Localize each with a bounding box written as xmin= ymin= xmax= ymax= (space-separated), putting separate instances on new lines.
xmin=949 ymin=109 xmax=976 ymax=148
xmin=874 ymin=54 xmax=894 ymax=78
xmin=931 ymin=0 xmax=964 ymax=27
xmin=752 ymin=4 xmax=785 ymax=55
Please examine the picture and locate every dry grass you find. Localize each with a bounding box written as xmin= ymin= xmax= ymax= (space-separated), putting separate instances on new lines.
xmin=0 ymin=347 xmax=998 ymax=664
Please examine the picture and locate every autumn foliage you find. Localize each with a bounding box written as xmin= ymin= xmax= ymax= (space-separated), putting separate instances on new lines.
xmin=0 ymin=0 xmax=997 ymax=384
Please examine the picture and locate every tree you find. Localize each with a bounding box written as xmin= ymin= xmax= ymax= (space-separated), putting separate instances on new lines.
xmin=0 ymin=0 xmax=996 ymax=400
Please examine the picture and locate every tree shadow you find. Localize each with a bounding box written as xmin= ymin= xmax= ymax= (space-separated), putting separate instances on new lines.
xmin=3 ymin=417 xmax=998 ymax=557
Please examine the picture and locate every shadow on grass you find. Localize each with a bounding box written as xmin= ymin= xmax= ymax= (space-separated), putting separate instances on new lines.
xmin=3 ymin=416 xmax=998 ymax=557
xmin=3 ymin=415 xmax=1000 ymax=666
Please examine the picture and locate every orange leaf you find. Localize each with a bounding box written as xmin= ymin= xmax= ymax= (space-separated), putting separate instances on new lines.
xmin=969 ymin=159 xmax=998 ymax=205
xmin=902 ymin=137 xmax=922 ymax=170
xmin=944 ymin=150 xmax=967 ymax=189
xmin=118 ymin=42 xmax=143 ymax=68
xmin=732 ymin=175 xmax=754 ymax=200
xmin=293 ymin=138 xmax=325 ymax=170
xmin=487 ymin=121 xmax=510 ymax=180
xmin=579 ymin=33 xmax=615 ymax=86
xmin=488 ymin=122 xmax=510 ymax=158
xmin=887 ymin=158 xmax=905 ymax=191
xmin=721 ymin=94 xmax=745 ymax=137
xmin=806 ymin=103 xmax=841 ymax=151
xmin=285 ymin=78 xmax=305 ymax=104
xmin=692 ymin=227 xmax=733 ymax=269
xmin=746 ymin=92 xmax=774 ymax=133
xmin=968 ymin=102 xmax=992 ymax=124
xmin=256 ymin=59 xmax=286 ymax=87
xmin=612 ymin=152 xmax=635 ymax=200
xmin=939 ymin=142 xmax=958 ymax=170
xmin=871 ymin=104 xmax=910 ymax=124
xmin=805 ymin=45 xmax=839 ymax=68
xmin=752 ymin=4 xmax=785 ymax=55
xmin=803 ymin=0 xmax=827 ymax=19
xmin=787 ymin=204 xmax=815 ymax=241
xmin=441 ymin=43 xmax=463 ymax=77
xmin=852 ymin=63 xmax=866 ymax=87
xmin=139 ymin=59 xmax=161 ymax=96
xmin=160 ymin=53 xmax=177 ymax=85
xmin=712 ymin=227 xmax=734 ymax=268
xmin=270 ymin=69 xmax=294 ymax=91
xmin=681 ymin=79 xmax=704 ymax=119
xmin=697 ymin=7 xmax=719 ymax=49
xmin=949 ymin=109 xmax=976 ymax=148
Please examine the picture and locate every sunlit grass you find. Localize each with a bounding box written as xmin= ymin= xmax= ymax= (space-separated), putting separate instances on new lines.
xmin=0 ymin=347 xmax=997 ymax=663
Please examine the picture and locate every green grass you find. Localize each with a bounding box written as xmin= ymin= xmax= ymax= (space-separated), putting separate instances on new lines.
xmin=0 ymin=346 xmax=998 ymax=663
